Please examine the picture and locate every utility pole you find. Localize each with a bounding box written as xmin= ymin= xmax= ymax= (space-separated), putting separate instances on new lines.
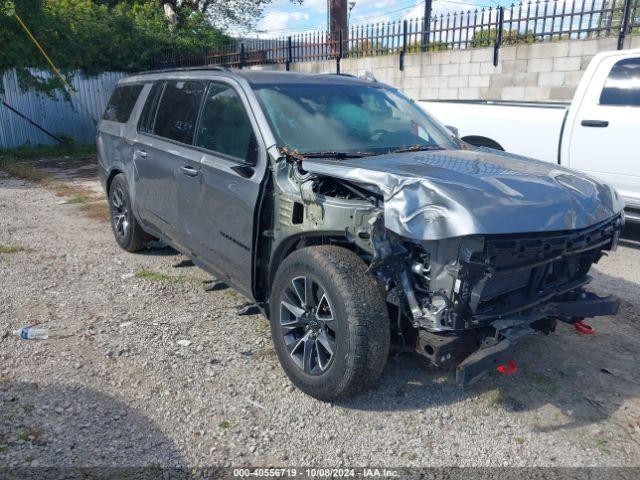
xmin=328 ymin=0 xmax=348 ymax=56
xmin=421 ymin=0 xmax=432 ymax=51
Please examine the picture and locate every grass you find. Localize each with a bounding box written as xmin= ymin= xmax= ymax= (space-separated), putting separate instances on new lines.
xmin=66 ymin=195 xmax=90 ymax=205
xmin=135 ymin=268 xmax=189 ymax=284
xmin=0 ymin=245 xmax=25 ymax=254
xmin=0 ymin=144 xmax=95 ymax=163
xmin=18 ymin=426 xmax=43 ymax=445
xmin=596 ymin=438 xmax=611 ymax=455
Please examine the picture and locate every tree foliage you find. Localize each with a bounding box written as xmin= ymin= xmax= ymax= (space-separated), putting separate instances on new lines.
xmin=163 ymin=0 xmax=300 ymax=31
xmin=0 ymin=0 xmax=232 ymax=95
xmin=470 ymin=28 xmax=539 ymax=48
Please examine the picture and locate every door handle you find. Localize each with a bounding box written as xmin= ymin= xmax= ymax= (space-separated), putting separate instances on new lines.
xmin=180 ymin=165 xmax=199 ymax=177
xmin=137 ymin=149 xmax=148 ymax=158
xmin=581 ymin=119 xmax=609 ymax=128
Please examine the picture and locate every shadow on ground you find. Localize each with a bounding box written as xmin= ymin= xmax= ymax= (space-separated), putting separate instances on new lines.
xmin=0 ymin=381 xmax=183 ymax=468
xmin=336 ymin=268 xmax=640 ymax=441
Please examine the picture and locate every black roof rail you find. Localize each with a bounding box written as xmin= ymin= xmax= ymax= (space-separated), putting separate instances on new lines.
xmin=135 ymin=66 xmax=231 ymax=76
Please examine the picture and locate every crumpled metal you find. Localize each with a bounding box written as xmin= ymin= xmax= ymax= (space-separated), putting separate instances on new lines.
xmin=302 ymin=147 xmax=625 ymax=241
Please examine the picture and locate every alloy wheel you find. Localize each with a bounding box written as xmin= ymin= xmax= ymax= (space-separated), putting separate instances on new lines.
xmin=111 ymin=187 xmax=130 ymax=239
xmin=279 ymin=275 xmax=337 ymax=375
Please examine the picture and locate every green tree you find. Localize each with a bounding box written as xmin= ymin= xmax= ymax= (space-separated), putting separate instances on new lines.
xmin=0 ymin=0 xmax=233 ymax=94
xmin=470 ymin=28 xmax=538 ymax=47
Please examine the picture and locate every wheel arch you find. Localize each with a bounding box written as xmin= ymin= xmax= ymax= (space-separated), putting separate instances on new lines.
xmin=256 ymin=232 xmax=370 ymax=310
xmin=106 ymin=167 xmax=124 ymax=195
xmin=461 ymin=135 xmax=505 ymax=151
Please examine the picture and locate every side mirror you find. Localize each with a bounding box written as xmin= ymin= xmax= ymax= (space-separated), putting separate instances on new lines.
xmin=446 ymin=125 xmax=459 ymax=138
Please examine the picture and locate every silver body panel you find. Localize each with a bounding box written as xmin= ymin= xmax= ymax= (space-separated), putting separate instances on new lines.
xmin=303 ymin=148 xmax=624 ymax=241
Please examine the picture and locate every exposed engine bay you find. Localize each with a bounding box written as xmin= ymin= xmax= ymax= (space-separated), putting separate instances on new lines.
xmin=261 ymin=145 xmax=624 ymax=385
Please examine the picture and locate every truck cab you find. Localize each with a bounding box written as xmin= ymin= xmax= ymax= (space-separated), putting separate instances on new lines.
xmin=561 ymin=49 xmax=640 ymax=215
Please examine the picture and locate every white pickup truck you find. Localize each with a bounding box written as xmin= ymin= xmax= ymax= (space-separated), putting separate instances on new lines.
xmin=420 ymin=48 xmax=640 ymax=221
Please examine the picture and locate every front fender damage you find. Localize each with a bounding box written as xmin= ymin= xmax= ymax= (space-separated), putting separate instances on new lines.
xmin=267 ymin=148 xmax=624 ymax=386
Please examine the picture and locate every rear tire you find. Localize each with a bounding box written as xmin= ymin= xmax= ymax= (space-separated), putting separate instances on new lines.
xmin=108 ymin=174 xmax=152 ymax=252
xmin=269 ymin=246 xmax=390 ymax=401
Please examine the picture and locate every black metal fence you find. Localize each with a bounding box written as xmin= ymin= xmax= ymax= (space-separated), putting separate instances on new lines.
xmin=152 ymin=0 xmax=640 ymax=70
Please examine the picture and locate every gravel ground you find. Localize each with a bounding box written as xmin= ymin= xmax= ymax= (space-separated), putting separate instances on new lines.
xmin=1 ymin=158 xmax=640 ymax=468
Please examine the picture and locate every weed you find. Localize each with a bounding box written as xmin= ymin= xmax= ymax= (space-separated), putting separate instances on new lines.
xmin=0 ymin=245 xmax=25 ymax=254
xmin=218 ymin=420 xmax=230 ymax=430
xmin=22 ymin=405 xmax=34 ymax=414
xmin=515 ymin=437 xmax=525 ymax=445
xmin=66 ymin=195 xmax=89 ymax=204
xmin=135 ymin=269 xmax=188 ymax=284
xmin=18 ymin=426 xmax=43 ymax=445
xmin=0 ymin=145 xmax=95 ymax=163
xmin=596 ymin=438 xmax=611 ymax=455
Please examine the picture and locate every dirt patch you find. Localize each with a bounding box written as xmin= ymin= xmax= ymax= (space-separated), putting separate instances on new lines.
xmin=0 ymin=146 xmax=107 ymax=224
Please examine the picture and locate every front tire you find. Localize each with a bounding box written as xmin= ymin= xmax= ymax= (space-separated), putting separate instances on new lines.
xmin=108 ymin=174 xmax=152 ymax=252
xmin=269 ymin=246 xmax=390 ymax=401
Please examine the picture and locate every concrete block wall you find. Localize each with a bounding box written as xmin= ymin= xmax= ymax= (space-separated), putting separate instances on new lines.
xmin=272 ymin=34 xmax=639 ymax=102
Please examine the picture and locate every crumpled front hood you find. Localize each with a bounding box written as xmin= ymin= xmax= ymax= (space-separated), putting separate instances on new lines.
xmin=302 ymin=148 xmax=624 ymax=241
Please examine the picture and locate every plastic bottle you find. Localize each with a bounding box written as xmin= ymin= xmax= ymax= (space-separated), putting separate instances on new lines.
xmin=13 ymin=327 xmax=49 ymax=340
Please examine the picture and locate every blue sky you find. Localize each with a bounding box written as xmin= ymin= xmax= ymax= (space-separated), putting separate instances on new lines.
xmin=243 ymin=0 xmax=496 ymax=37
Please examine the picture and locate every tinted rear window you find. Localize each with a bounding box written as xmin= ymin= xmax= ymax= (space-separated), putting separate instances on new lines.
xmin=600 ymin=58 xmax=640 ymax=107
xmin=103 ymin=84 xmax=143 ymax=122
xmin=153 ymin=81 xmax=206 ymax=144
xmin=138 ymin=82 xmax=164 ymax=134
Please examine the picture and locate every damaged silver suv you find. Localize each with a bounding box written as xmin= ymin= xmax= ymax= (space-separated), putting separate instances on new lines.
xmin=97 ymin=68 xmax=624 ymax=400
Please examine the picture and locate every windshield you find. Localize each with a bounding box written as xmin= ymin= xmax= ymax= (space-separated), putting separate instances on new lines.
xmin=253 ymin=82 xmax=458 ymax=155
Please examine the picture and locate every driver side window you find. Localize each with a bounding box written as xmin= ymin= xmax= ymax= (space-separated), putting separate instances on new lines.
xmin=195 ymin=82 xmax=258 ymax=164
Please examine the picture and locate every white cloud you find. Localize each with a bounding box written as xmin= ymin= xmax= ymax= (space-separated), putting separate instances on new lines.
xmin=305 ymin=0 xmax=327 ymax=13
xmin=258 ymin=10 xmax=311 ymax=34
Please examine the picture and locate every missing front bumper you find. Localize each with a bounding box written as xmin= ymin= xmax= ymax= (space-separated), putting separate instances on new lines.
xmin=423 ymin=291 xmax=620 ymax=386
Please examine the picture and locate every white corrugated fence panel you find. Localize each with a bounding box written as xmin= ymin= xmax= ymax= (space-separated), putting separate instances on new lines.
xmin=0 ymin=69 xmax=127 ymax=149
